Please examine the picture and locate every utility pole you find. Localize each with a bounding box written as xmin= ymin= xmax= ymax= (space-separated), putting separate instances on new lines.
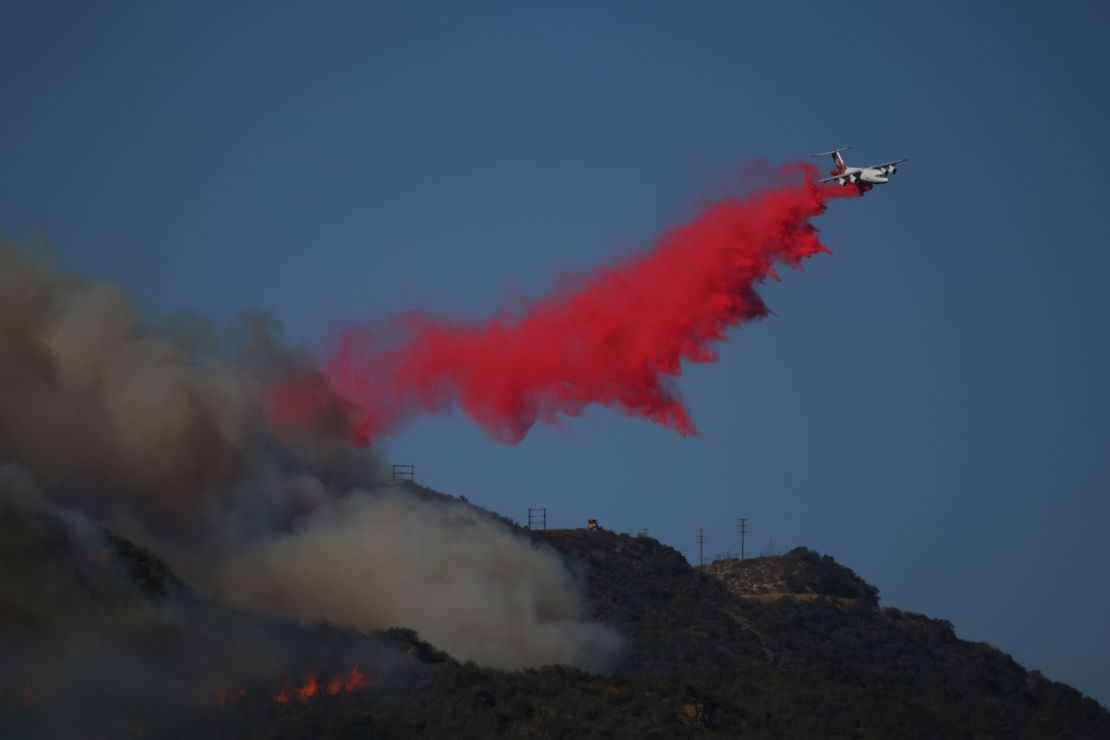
xmin=738 ymin=518 xmax=749 ymax=561
xmin=697 ymin=528 xmax=706 ymax=566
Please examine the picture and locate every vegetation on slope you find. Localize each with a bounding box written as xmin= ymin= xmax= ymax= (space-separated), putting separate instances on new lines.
xmin=3 ymin=488 xmax=1107 ymax=739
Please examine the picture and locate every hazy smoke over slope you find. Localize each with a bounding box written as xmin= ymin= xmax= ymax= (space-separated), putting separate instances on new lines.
xmin=0 ymin=464 xmax=408 ymax=738
xmin=268 ymin=165 xmax=851 ymax=444
xmin=0 ymin=241 xmax=619 ymax=671
xmin=0 ymin=463 xmax=143 ymax=631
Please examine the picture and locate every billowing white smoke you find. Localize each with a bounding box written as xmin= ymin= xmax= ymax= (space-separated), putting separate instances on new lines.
xmin=0 ymin=241 xmax=622 ymax=671
xmin=215 ymin=490 xmax=623 ymax=671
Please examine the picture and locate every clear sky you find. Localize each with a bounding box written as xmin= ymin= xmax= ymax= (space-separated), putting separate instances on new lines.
xmin=3 ymin=0 xmax=1108 ymax=706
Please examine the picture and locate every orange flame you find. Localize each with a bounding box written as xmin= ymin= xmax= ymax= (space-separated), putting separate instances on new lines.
xmin=296 ymin=674 xmax=318 ymax=701
xmin=275 ymin=682 xmax=294 ymax=704
xmin=346 ymin=666 xmax=370 ymax=691
xmin=273 ymin=667 xmax=374 ymax=704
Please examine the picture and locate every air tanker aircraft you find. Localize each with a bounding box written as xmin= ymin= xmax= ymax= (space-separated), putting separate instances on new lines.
xmin=813 ymin=147 xmax=908 ymax=194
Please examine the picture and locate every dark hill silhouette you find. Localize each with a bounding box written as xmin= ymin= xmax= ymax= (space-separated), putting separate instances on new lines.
xmin=537 ymin=529 xmax=1108 ymax=737
xmin=2 ymin=484 xmax=1107 ymax=739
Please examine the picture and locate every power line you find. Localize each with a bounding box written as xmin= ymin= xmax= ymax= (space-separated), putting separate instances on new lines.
xmin=738 ymin=518 xmax=749 ymax=561
xmin=527 ymin=507 xmax=547 ymax=531
xmin=697 ymin=528 xmax=706 ymax=566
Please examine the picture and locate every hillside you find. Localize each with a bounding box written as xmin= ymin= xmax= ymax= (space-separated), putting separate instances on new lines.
xmin=2 ymin=486 xmax=1108 ymax=739
xmin=537 ymin=530 xmax=1109 ymax=737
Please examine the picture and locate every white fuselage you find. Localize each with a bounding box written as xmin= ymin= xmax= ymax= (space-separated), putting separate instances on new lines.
xmin=840 ymin=167 xmax=889 ymax=184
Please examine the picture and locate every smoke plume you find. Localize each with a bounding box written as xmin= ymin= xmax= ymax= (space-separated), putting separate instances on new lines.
xmin=272 ymin=164 xmax=850 ymax=444
xmin=0 ymin=241 xmax=619 ymax=672
xmin=0 ymin=248 xmax=252 ymax=537
xmin=0 ymin=464 xmax=409 ymax=738
xmin=215 ymin=490 xmax=623 ymax=671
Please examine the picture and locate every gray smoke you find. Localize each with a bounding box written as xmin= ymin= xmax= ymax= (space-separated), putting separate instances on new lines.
xmin=0 ymin=246 xmax=252 ymax=540
xmin=0 ymin=240 xmax=620 ymax=670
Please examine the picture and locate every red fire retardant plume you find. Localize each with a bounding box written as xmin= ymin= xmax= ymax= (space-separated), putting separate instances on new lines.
xmin=266 ymin=164 xmax=853 ymax=445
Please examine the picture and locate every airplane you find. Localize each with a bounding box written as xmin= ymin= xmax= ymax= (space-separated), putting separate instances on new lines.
xmin=812 ymin=147 xmax=908 ymax=194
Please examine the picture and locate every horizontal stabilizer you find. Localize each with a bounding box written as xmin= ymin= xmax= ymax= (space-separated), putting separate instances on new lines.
xmin=811 ymin=146 xmax=851 ymax=157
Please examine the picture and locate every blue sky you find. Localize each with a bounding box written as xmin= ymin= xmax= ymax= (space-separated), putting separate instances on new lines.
xmin=3 ymin=1 xmax=1108 ymax=705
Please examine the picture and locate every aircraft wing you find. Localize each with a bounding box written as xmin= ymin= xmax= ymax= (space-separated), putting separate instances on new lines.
xmin=818 ymin=171 xmax=864 ymax=183
xmin=866 ymin=158 xmax=909 ymax=171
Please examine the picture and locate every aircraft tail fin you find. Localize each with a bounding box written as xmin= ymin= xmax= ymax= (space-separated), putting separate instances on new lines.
xmin=811 ymin=146 xmax=850 ymax=174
